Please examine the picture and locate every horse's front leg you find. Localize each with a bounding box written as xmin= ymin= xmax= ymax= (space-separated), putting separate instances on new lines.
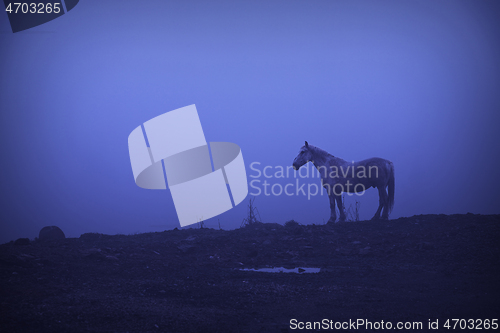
xmin=327 ymin=193 xmax=337 ymax=223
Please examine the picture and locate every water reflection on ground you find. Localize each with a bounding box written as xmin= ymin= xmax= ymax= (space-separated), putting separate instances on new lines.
xmin=239 ymin=267 xmax=321 ymax=274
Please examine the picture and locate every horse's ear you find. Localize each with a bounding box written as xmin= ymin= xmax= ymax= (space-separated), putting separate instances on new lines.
xmin=305 ymin=141 xmax=309 ymax=147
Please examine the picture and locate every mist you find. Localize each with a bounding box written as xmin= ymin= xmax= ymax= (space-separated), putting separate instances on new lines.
xmin=1 ymin=0 xmax=499 ymax=243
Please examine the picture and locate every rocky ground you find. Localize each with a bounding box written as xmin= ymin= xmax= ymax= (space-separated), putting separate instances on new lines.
xmin=1 ymin=214 xmax=499 ymax=332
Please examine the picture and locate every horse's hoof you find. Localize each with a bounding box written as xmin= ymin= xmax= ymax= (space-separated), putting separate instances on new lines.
xmin=371 ymin=217 xmax=379 ymax=221
xmin=327 ymin=219 xmax=336 ymax=224
xmin=381 ymin=216 xmax=389 ymax=221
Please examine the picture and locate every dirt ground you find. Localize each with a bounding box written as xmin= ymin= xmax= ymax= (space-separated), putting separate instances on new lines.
xmin=1 ymin=213 xmax=499 ymax=333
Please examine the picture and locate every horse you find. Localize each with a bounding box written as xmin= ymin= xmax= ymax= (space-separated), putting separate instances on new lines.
xmin=292 ymin=141 xmax=395 ymax=222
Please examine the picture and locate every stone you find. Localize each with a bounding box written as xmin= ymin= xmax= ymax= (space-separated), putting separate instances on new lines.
xmin=39 ymin=226 xmax=65 ymax=241
xmin=14 ymin=238 xmax=30 ymax=246
xmin=177 ymin=244 xmax=195 ymax=253
xmin=359 ymin=246 xmax=371 ymax=255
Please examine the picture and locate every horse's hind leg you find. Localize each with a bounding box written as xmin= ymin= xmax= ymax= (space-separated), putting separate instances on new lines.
xmin=335 ymin=195 xmax=346 ymax=222
xmin=371 ymin=186 xmax=388 ymax=220
xmin=327 ymin=193 xmax=337 ymax=223
xmin=381 ymin=186 xmax=390 ymax=220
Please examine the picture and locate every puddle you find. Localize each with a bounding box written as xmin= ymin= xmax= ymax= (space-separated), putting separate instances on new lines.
xmin=239 ymin=267 xmax=321 ymax=274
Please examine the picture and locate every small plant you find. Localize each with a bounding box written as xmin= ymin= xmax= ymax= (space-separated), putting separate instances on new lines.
xmin=343 ymin=195 xmax=361 ymax=222
xmin=241 ymin=197 xmax=261 ymax=227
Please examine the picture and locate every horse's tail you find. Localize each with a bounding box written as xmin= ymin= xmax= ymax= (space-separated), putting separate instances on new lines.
xmin=387 ymin=162 xmax=395 ymax=214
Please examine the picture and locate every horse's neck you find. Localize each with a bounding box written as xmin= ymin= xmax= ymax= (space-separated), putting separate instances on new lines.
xmin=312 ymin=148 xmax=339 ymax=167
xmin=311 ymin=148 xmax=347 ymax=173
xmin=311 ymin=152 xmax=328 ymax=169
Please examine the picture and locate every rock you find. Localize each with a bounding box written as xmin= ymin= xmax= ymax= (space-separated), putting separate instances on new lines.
xmin=80 ymin=248 xmax=103 ymax=259
xmin=177 ymin=244 xmax=195 ymax=253
xmin=79 ymin=232 xmax=102 ymax=241
xmin=39 ymin=226 xmax=65 ymax=241
xmin=14 ymin=238 xmax=30 ymax=246
xmin=247 ymin=250 xmax=258 ymax=258
xmin=17 ymin=254 xmax=35 ymax=260
xmin=418 ymin=241 xmax=433 ymax=250
xmin=359 ymin=246 xmax=371 ymax=255
xmin=284 ymin=220 xmax=300 ymax=227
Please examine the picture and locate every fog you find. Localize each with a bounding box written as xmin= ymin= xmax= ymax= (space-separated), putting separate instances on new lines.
xmin=1 ymin=0 xmax=499 ymax=243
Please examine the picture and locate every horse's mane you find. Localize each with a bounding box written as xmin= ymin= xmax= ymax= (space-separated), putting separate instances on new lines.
xmin=310 ymin=145 xmax=334 ymax=159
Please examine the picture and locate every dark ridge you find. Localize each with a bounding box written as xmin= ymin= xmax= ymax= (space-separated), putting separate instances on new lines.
xmin=1 ymin=214 xmax=499 ymax=332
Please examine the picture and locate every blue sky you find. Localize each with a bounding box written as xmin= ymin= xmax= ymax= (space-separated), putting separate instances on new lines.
xmin=1 ymin=0 xmax=499 ymax=243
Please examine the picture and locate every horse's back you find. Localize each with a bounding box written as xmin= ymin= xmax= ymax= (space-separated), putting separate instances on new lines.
xmin=354 ymin=157 xmax=393 ymax=185
xmin=356 ymin=157 xmax=391 ymax=164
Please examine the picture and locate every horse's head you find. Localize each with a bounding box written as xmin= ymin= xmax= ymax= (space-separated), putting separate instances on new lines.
xmin=292 ymin=141 xmax=313 ymax=170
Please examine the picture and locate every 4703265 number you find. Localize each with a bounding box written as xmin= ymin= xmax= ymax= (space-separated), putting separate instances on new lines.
xmin=5 ymin=2 xmax=61 ymax=14
xmin=444 ymin=319 xmax=498 ymax=330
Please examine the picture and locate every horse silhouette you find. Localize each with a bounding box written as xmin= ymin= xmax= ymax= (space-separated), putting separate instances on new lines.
xmin=292 ymin=141 xmax=395 ymax=222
